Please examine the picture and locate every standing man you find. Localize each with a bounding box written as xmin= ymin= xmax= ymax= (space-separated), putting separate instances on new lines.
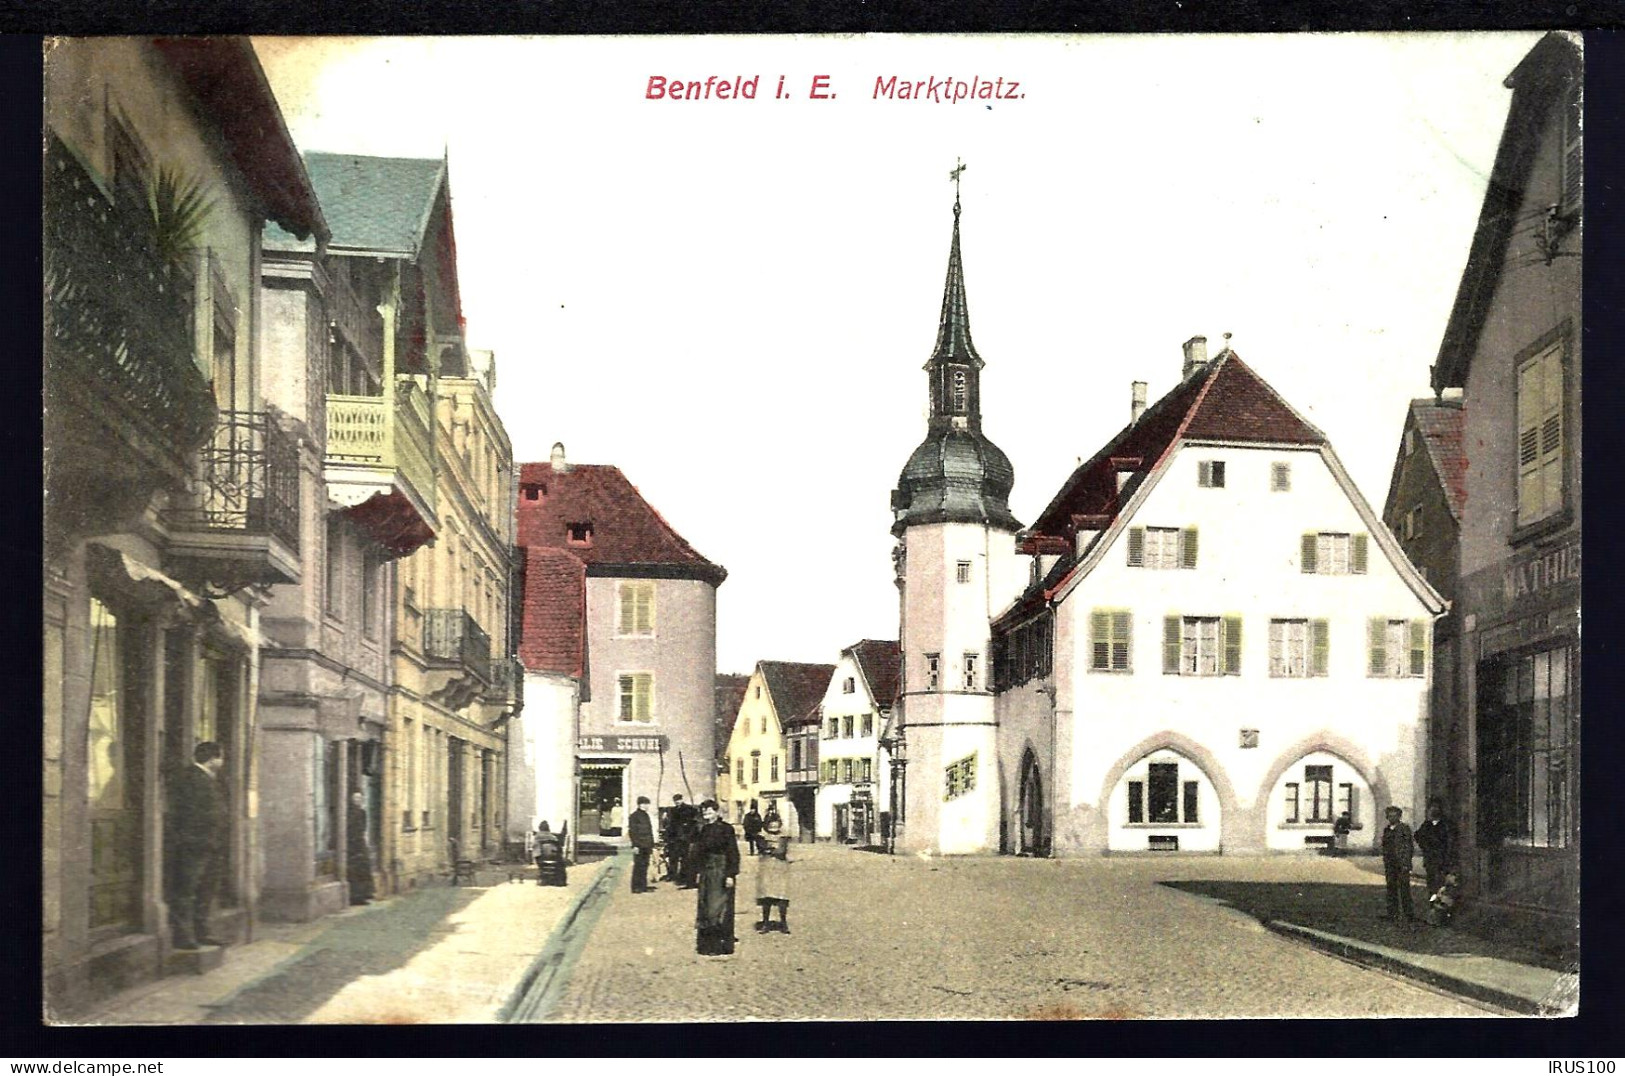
xmin=166 ymin=741 xmax=229 ymax=950
xmin=1380 ymin=805 xmax=1416 ymax=922
xmin=1414 ymin=798 xmax=1455 ymax=902
xmin=667 ymin=793 xmax=700 ymax=888
xmin=628 ymin=796 xmax=656 ymax=893
xmin=743 ymin=800 xmax=764 ymax=855
xmin=346 ymin=790 xmax=375 ymax=905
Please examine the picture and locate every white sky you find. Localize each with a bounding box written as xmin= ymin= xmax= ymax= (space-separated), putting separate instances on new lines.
xmin=255 ymin=32 xmax=1542 ymax=675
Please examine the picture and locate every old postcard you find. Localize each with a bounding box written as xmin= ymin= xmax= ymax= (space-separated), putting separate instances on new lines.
xmin=42 ymin=31 xmax=1580 ymax=1025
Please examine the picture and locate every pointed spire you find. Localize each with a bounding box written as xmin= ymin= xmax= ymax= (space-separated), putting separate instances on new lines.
xmin=930 ymin=168 xmax=984 ymax=371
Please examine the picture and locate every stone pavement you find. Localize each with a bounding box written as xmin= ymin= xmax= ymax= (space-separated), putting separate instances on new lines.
xmin=547 ymin=844 xmax=1494 ymax=1021
xmin=1161 ymin=857 xmax=1578 ymax=1015
xmin=71 ymin=861 xmax=607 ymax=1026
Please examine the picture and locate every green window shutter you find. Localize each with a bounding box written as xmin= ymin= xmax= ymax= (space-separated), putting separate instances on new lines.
xmin=1409 ymin=620 xmax=1427 ymax=677
xmin=1112 ymin=611 xmax=1132 ymax=671
xmin=1181 ymin=527 xmax=1199 ymax=570
xmin=1163 ymin=615 xmax=1182 ymax=675
xmin=1311 ymin=619 xmax=1330 ymax=677
xmin=1091 ymin=610 xmax=1110 ymax=669
xmin=1222 ymin=615 xmax=1242 ymax=675
xmin=1126 ymin=527 xmax=1144 ymax=567
xmin=1301 ymin=534 xmax=1318 ymax=574
xmin=1367 ymin=617 xmax=1386 ymax=677
xmin=1352 ymin=534 xmax=1369 ymax=574
xmin=618 ymin=589 xmax=634 ymax=634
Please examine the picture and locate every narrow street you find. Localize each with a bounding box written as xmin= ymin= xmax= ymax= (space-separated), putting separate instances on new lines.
xmin=548 ymin=846 xmax=1489 ymax=1021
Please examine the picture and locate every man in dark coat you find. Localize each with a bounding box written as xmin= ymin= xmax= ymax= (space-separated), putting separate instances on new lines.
xmin=346 ymin=791 xmax=375 ymax=905
xmin=742 ymin=801 xmax=764 ymax=855
xmin=1380 ymin=805 xmax=1417 ymax=922
xmin=667 ymin=794 xmax=700 ymax=888
xmin=628 ymin=796 xmax=656 ymax=893
xmin=166 ymin=741 xmax=228 ymax=949
xmin=1414 ymin=798 xmax=1454 ymax=901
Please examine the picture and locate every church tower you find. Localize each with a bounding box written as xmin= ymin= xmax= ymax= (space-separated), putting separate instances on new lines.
xmin=891 ymin=176 xmax=1024 ymax=855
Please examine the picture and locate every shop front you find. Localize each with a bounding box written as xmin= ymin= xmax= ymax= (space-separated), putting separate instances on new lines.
xmin=575 ymin=733 xmax=669 ymax=848
xmin=1459 ymin=535 xmax=1579 ymax=917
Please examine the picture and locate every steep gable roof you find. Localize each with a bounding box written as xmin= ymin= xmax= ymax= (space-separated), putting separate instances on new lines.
xmin=517 ymin=546 xmax=587 ymax=678
xmin=1434 ymin=32 xmax=1581 ymax=391
xmin=516 ymin=462 xmax=726 ymax=585
xmin=303 ymin=152 xmax=447 ymax=256
xmin=847 ymin=639 xmax=902 ymax=710
xmin=1388 ymin=399 xmax=1467 ymax=522
xmin=760 ymin=661 xmax=837 ymax=727
xmin=1026 ymin=350 xmax=1325 ymax=540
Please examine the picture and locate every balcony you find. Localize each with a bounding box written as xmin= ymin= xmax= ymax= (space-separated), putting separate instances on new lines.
xmin=166 ymin=411 xmax=302 ymax=587
xmin=424 ymin=608 xmax=492 ymax=677
xmin=482 ymin=656 xmax=525 ymax=710
xmin=43 ymin=133 xmax=217 ymax=550
xmin=324 ymin=375 xmax=437 ymax=557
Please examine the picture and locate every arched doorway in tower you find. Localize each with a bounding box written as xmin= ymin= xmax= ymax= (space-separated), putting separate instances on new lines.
xmin=1108 ymin=748 xmax=1223 ymax=852
xmin=1018 ymin=749 xmax=1047 ymax=856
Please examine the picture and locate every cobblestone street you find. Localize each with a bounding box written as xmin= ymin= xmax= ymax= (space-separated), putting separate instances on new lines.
xmin=549 ymin=845 xmax=1487 ymax=1021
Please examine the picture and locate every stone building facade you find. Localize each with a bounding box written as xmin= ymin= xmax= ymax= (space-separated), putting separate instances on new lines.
xmin=43 ymin=38 xmax=325 ymax=1010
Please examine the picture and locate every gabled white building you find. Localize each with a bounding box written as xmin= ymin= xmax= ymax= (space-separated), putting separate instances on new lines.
xmin=992 ymin=339 xmax=1446 ymax=855
xmin=814 ymin=640 xmax=900 ymax=844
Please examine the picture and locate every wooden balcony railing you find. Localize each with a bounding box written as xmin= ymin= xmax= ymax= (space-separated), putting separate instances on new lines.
xmin=325 ymin=375 xmax=436 ymax=514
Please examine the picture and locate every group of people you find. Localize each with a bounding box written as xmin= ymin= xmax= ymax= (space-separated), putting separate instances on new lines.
xmin=1381 ymin=799 xmax=1459 ymax=925
xmin=623 ymin=794 xmax=792 ymax=955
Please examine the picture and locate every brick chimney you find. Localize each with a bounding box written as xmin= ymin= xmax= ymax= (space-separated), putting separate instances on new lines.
xmin=1131 ymin=381 xmax=1148 ymax=424
xmin=1182 ymin=335 xmax=1209 ymax=380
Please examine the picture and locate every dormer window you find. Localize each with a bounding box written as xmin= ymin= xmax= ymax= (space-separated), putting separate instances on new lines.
xmin=951 ymin=367 xmax=968 ymax=414
xmin=567 ymin=521 xmax=593 ymax=545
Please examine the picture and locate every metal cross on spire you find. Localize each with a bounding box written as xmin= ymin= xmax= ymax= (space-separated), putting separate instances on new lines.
xmin=950 ymin=157 xmax=966 ymax=216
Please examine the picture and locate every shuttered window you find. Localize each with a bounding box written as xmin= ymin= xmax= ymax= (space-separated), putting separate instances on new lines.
xmin=1270 ymin=462 xmax=1291 ymax=492
xmin=617 ymin=582 xmax=655 ymax=636
xmin=1367 ymin=618 xmax=1427 ymax=678
xmin=1128 ymin=527 xmax=1196 ymax=569
xmin=1302 ymin=532 xmax=1367 ymax=574
xmin=1167 ymin=615 xmax=1240 ymax=675
xmin=1561 ymin=81 xmax=1582 ymax=214
xmin=1517 ymin=342 xmax=1566 ymax=526
xmin=617 ymin=672 xmax=653 ymax=722
xmin=1090 ymin=610 xmax=1132 ymax=672
xmin=1197 ymin=460 xmax=1226 ymax=488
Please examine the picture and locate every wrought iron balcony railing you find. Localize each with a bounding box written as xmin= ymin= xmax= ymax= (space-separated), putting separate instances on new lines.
xmin=167 ymin=410 xmax=301 ymax=552
xmin=424 ymin=608 xmax=492 ymax=675
xmin=43 ymin=132 xmax=215 ymax=475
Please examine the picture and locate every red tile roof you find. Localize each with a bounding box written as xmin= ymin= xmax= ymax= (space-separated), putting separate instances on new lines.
xmin=1411 ymin=399 xmax=1468 ymax=520
xmin=517 ymin=546 xmax=588 ymax=677
xmin=847 ymin=639 xmax=901 ymax=710
xmin=760 ymin=661 xmax=836 ymax=728
xmin=516 ymin=462 xmax=726 ymax=584
xmin=1026 ymin=351 xmax=1324 ymax=541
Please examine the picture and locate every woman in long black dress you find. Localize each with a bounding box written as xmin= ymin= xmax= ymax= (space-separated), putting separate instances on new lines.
xmin=693 ymin=800 xmax=740 ymax=955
